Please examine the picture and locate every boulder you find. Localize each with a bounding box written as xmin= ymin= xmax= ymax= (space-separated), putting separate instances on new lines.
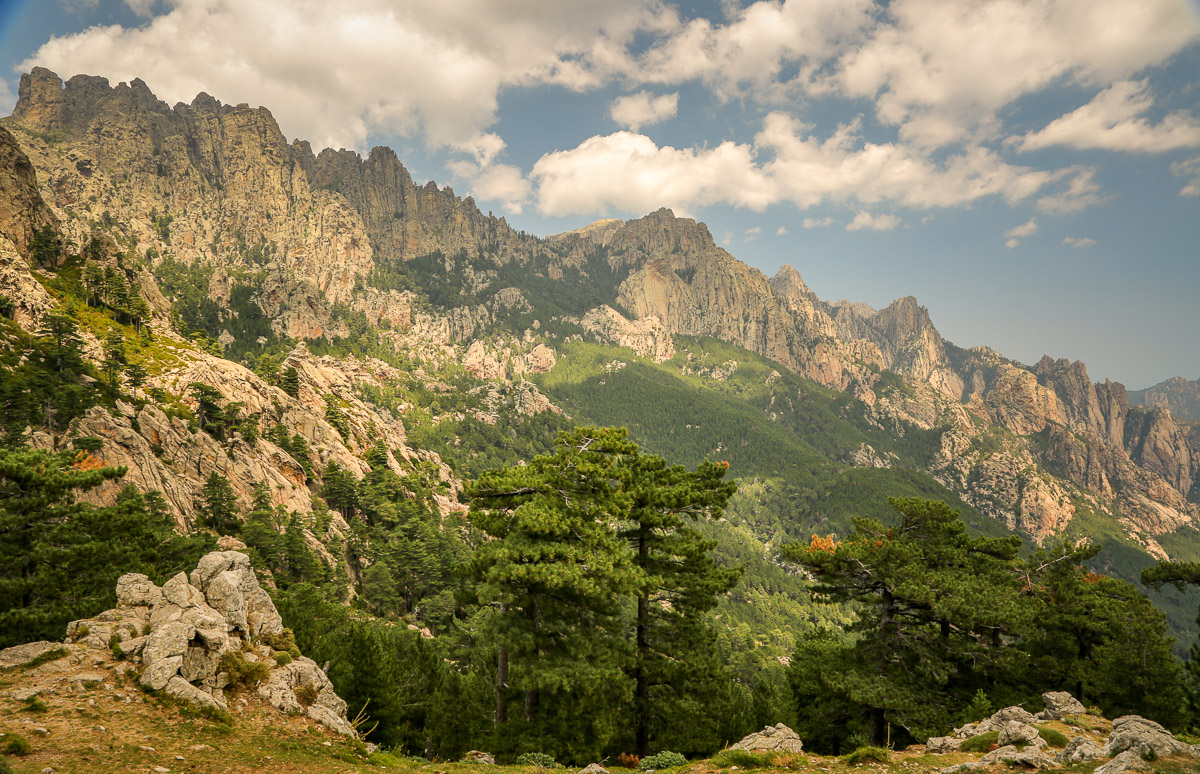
xmin=1094 ymin=750 xmax=1152 ymax=774
xmin=982 ymin=745 xmax=1055 ymax=769
xmin=939 ymin=764 xmax=983 ymax=774
xmin=0 ymin=641 xmax=66 ymax=669
xmin=164 ymin=676 xmax=227 ymax=712
xmin=579 ymin=765 xmax=607 ymax=774
xmin=115 ymin=574 xmax=163 ymax=609
xmin=1057 ymin=736 xmax=1102 ymax=763
xmin=257 ymin=656 xmax=353 ymax=735
xmin=1038 ymin=691 xmax=1086 ymax=720
xmin=141 ymin=621 xmax=195 ymax=667
xmin=998 ymin=720 xmax=1043 ymax=748
xmin=925 ymin=736 xmax=962 ymax=754
xmin=1104 ymin=715 xmax=1197 ymax=759
xmin=462 ymin=751 xmax=495 ymax=765
xmin=162 ymin=572 xmax=205 ymax=608
xmin=729 ymin=723 xmax=804 ymax=753
xmin=140 ymin=655 xmax=183 ymax=690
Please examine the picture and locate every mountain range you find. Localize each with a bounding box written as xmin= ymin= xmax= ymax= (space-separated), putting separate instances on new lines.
xmin=2 ymin=67 xmax=1199 ymax=646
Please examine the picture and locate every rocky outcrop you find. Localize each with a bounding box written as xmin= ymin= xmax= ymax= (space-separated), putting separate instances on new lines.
xmin=1131 ymin=376 xmax=1200 ymax=423
xmin=60 ymin=551 xmax=354 ymax=735
xmin=1103 ymin=715 xmax=1199 ymax=759
xmin=581 ymin=305 xmax=675 ymax=362
xmin=0 ymin=125 xmax=56 ymax=254
xmin=729 ymin=722 xmax=804 ymax=753
xmin=1038 ymin=691 xmax=1086 ymax=720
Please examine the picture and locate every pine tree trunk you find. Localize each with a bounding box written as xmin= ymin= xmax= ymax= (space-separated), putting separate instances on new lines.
xmin=869 ymin=707 xmax=887 ymax=746
xmin=495 ymin=643 xmax=508 ymax=726
xmin=636 ymin=531 xmax=650 ymax=758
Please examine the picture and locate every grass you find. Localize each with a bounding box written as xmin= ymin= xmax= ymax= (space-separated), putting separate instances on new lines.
xmin=842 ymin=746 xmax=890 ymax=766
xmin=957 ymin=731 xmax=999 ymax=753
xmin=1036 ymin=725 xmax=1069 ymax=748
xmin=711 ymin=749 xmax=774 ymax=768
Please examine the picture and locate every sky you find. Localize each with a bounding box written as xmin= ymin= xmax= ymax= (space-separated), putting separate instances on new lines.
xmin=1 ymin=0 xmax=1198 ymax=389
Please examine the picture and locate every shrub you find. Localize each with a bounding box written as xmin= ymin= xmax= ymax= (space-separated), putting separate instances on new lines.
xmin=260 ymin=628 xmax=302 ymax=659
xmin=0 ymin=756 xmax=13 ymax=774
xmin=843 ymin=746 xmax=889 ymax=766
xmin=18 ymin=646 xmax=69 ymax=669
xmin=2 ymin=733 xmax=31 ymax=756
xmin=712 ymin=749 xmax=772 ymax=769
xmin=295 ymin=684 xmax=319 ymax=707
xmin=109 ymin=633 xmax=125 ymax=661
xmin=516 ymin=752 xmax=561 ymax=768
xmin=72 ymin=624 xmax=90 ymax=641
xmin=1036 ymin=726 xmax=1068 ymax=748
xmin=958 ymin=731 xmax=1000 ymax=753
xmin=617 ymin=753 xmax=641 ymax=769
xmin=273 ymin=651 xmax=293 ymax=666
xmin=218 ymin=651 xmax=271 ymax=690
xmin=638 ymin=751 xmax=687 ymax=770
xmin=21 ymin=696 xmax=48 ymax=713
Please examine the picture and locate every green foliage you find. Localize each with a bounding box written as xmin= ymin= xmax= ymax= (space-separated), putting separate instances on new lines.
xmin=516 ymin=752 xmax=562 ymax=768
xmin=637 ymin=751 xmax=687 ymax=770
xmin=0 ymin=309 xmax=102 ymax=436
xmin=12 ymin=647 xmax=69 ymax=669
xmin=1036 ymin=726 xmax=1068 ymax=748
xmin=843 ymin=746 xmax=890 ymax=765
xmin=273 ymin=651 xmax=293 ymax=666
xmin=21 ymin=696 xmax=48 ymax=713
xmin=958 ymin=731 xmax=999 ymax=753
xmin=963 ymin=689 xmax=993 ymax=723
xmin=0 ymin=446 xmax=212 ymax=648
xmin=710 ymin=749 xmax=772 ymax=768
xmin=30 ymin=224 xmax=61 ymax=267
xmin=198 ymin=472 xmax=240 ymax=535
xmin=2 ymin=733 xmax=31 ymax=756
xmin=281 ymin=366 xmax=300 ymax=397
xmin=783 ymin=498 xmax=1026 ymax=745
xmin=218 ymin=651 xmax=271 ymax=690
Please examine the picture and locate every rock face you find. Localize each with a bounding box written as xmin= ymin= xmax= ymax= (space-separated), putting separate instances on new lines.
xmin=1103 ymin=715 xmax=1199 ymax=759
xmin=61 ymin=551 xmax=354 ymax=736
xmin=0 ymin=125 xmax=56 ymax=254
xmin=1131 ymin=376 xmax=1200 ymax=423
xmin=1038 ymin=691 xmax=1086 ymax=720
xmin=729 ymin=722 xmax=804 ymax=753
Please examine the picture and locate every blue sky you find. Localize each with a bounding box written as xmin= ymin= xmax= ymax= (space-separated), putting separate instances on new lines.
xmin=2 ymin=0 xmax=1198 ymax=389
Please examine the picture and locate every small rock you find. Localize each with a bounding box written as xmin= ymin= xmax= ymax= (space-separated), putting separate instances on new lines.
xmin=153 ymin=768 xmax=171 ymax=774
xmin=463 ymin=750 xmax=496 ymax=765
xmin=580 ymin=764 xmax=608 ymax=774
xmin=1038 ymin=691 xmax=1086 ymax=720
xmin=939 ymin=764 xmax=983 ymax=774
xmin=1058 ymin=736 xmax=1102 ymax=763
xmin=925 ymin=735 xmax=961 ymax=754
xmin=41 ymin=767 xmax=57 ymax=774
xmin=175 ymin=756 xmax=185 ymax=761
xmin=33 ymin=727 xmax=50 ymax=736
xmin=140 ymin=745 xmax=157 ymax=752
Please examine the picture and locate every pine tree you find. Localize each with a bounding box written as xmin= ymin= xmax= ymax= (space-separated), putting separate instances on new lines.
xmin=616 ymin=450 xmax=740 ymax=756
xmin=467 ymin=427 xmax=640 ymax=761
xmin=1143 ymin=561 xmax=1200 ymax=728
xmin=280 ymin=366 xmax=300 ymax=397
xmin=782 ymin=497 xmax=1025 ymax=744
xmin=197 ymin=472 xmax=239 ymax=534
xmin=102 ymin=329 xmax=127 ymax=391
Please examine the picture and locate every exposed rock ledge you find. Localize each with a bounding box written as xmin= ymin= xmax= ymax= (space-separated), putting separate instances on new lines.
xmin=4 ymin=550 xmax=355 ymax=736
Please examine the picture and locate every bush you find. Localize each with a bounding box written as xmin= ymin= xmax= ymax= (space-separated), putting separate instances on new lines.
xmin=260 ymin=628 xmax=302 ymax=659
xmin=21 ymin=696 xmax=48 ymax=713
xmin=218 ymin=651 xmax=271 ymax=690
xmin=2 ymin=733 xmax=31 ymax=756
xmin=616 ymin=753 xmax=641 ymax=769
xmin=109 ymin=632 xmax=125 ymax=660
xmin=0 ymin=756 xmax=13 ymax=774
xmin=17 ymin=646 xmax=69 ymax=669
xmin=711 ymin=749 xmax=773 ymax=769
xmin=958 ymin=731 xmax=999 ymax=753
xmin=843 ymin=746 xmax=889 ymax=765
xmin=638 ymin=751 xmax=687 ymax=770
xmin=1036 ymin=726 xmax=1069 ymax=748
xmin=516 ymin=752 xmax=561 ymax=768
xmin=273 ymin=651 xmax=293 ymax=666
xmin=295 ymin=684 xmax=319 ymax=707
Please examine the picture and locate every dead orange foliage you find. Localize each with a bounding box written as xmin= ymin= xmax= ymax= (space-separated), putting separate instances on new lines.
xmin=72 ymin=452 xmax=105 ymax=471
xmin=809 ymin=534 xmax=838 ymax=553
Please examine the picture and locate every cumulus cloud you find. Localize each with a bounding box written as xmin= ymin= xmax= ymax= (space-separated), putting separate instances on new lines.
xmin=0 ymin=80 xmax=13 ymax=117
xmin=1015 ymin=81 xmax=1200 ymax=152
xmin=611 ymin=91 xmax=678 ymax=130
xmin=802 ymin=217 xmax=834 ymax=228
xmin=22 ymin=0 xmax=668 ymax=152
xmin=1061 ymin=236 xmax=1096 ymax=248
xmin=1003 ymin=217 xmax=1039 ymax=247
xmin=744 ymin=226 xmax=762 ymax=242
xmin=776 ymin=226 xmax=788 ymax=236
xmin=846 ymin=211 xmax=901 ymax=231
xmin=1172 ymin=156 xmax=1200 ymax=197
xmin=447 ymin=160 xmax=531 ymax=214
xmin=836 ymin=0 xmax=1200 ymax=147
xmin=530 ymin=114 xmax=1086 ymax=217
xmin=1035 ymin=169 xmax=1110 ymax=214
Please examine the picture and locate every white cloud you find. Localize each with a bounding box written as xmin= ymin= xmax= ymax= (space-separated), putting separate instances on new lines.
xmin=22 ymin=0 xmax=667 ymax=153
xmin=846 ymin=211 xmax=901 ymax=231
xmin=802 ymin=217 xmax=834 ymax=228
xmin=744 ymin=226 xmax=762 ymax=242
xmin=836 ymin=0 xmax=1200 ymax=147
xmin=447 ymin=160 xmax=531 ymax=215
xmin=611 ymin=91 xmax=678 ymax=131
xmin=1036 ymin=168 xmax=1110 ymax=214
xmin=0 ymin=80 xmax=13 ymax=117
xmin=1172 ymin=156 xmax=1200 ymax=197
xmin=122 ymin=0 xmax=158 ymax=16
xmin=1061 ymin=236 xmax=1096 ymax=248
xmin=1015 ymin=81 xmax=1200 ymax=153
xmin=1003 ymin=217 xmax=1038 ymax=247
xmin=776 ymin=226 xmax=788 ymax=236
xmin=530 ymin=131 xmax=774 ymax=217
xmin=531 ymin=114 xmax=1082 ymax=217
xmin=720 ymin=231 xmax=733 ymax=245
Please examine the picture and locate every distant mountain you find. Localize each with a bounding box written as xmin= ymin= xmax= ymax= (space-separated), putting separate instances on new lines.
xmin=1131 ymin=377 xmax=1200 ymax=423
xmin=2 ymin=67 xmax=1199 ymax=648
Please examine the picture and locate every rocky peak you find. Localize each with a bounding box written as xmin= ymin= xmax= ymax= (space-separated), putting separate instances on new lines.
xmin=1033 ymin=355 xmax=1128 ymax=448
xmin=768 ymin=265 xmax=818 ymax=306
xmin=606 ymin=208 xmax=721 ymax=269
xmin=0 ymin=125 xmax=56 ymax=253
xmin=547 ymin=218 xmax=624 ymax=246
